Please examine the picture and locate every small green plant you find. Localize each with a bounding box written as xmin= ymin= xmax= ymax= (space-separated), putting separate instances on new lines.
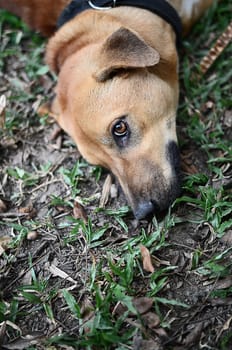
xmin=60 ymin=217 xmax=109 ymax=246
xmin=108 ymin=254 xmax=135 ymax=289
xmin=7 ymin=167 xmax=40 ymax=187
xmin=18 ymin=256 xmax=57 ymax=322
xmin=149 ymin=266 xmax=176 ymax=297
xmin=0 ymin=299 xmax=18 ymax=323
xmin=55 ymin=284 xmax=136 ymax=349
xmin=196 ymin=247 xmax=232 ymax=279
xmin=1 ymin=222 xmax=29 ymax=247
xmin=98 ymin=206 xmax=130 ymax=232
xmin=219 ymin=332 xmax=232 ymax=350
xmin=49 ymin=195 xmax=73 ymax=208
xmin=176 ymin=175 xmax=232 ymax=237
xmin=62 ymin=289 xmax=81 ymax=319
xmin=123 ymin=218 xmax=169 ymax=256
xmin=81 ymin=218 xmax=109 ymax=247
xmin=91 ymin=165 xmax=103 ymax=181
xmin=59 ymin=160 xmax=89 ymax=197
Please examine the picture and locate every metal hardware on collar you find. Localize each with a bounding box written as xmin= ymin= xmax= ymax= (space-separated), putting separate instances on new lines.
xmin=88 ymin=0 xmax=116 ymax=10
xmin=57 ymin=0 xmax=182 ymax=47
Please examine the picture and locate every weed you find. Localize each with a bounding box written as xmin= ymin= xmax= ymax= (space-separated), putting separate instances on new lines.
xmin=80 ymin=218 xmax=109 ymax=247
xmin=56 ymin=284 xmax=137 ymax=349
xmin=62 ymin=289 xmax=81 ymax=319
xmin=98 ymin=206 xmax=130 ymax=232
xmin=219 ymin=332 xmax=232 ymax=350
xmin=0 ymin=299 xmax=18 ymax=323
xmin=108 ymin=254 xmax=135 ymax=289
xmin=196 ymin=247 xmax=232 ymax=279
xmin=59 ymin=161 xmax=89 ymax=197
xmin=7 ymin=167 xmax=39 ymax=187
xmin=18 ymin=255 xmax=56 ymax=322
xmin=61 ymin=217 xmax=109 ymax=246
xmin=3 ymin=222 xmax=29 ymax=247
xmin=176 ymin=184 xmax=232 ymax=236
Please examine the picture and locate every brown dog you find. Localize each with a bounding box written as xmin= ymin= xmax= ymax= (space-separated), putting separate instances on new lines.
xmin=0 ymin=0 xmax=215 ymax=219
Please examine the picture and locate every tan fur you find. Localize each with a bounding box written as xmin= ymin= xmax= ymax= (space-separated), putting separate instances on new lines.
xmin=0 ymin=0 xmax=215 ymax=218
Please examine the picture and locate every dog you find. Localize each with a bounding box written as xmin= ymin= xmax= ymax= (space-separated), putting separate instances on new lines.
xmin=0 ymin=0 xmax=215 ymax=219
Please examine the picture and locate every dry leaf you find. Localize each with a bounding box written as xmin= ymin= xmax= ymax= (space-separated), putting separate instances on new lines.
xmin=49 ymin=264 xmax=78 ymax=285
xmin=224 ymin=110 xmax=232 ymax=128
xmin=132 ymin=297 xmax=153 ymax=315
xmin=222 ymin=315 xmax=232 ymax=331
xmin=0 ymin=199 xmax=7 ymax=213
xmin=81 ymin=297 xmax=95 ymax=334
xmin=21 ymin=270 xmax=32 ymax=286
xmin=183 ymin=322 xmax=205 ymax=346
xmin=216 ymin=316 xmax=232 ymax=341
xmin=112 ymin=301 xmax=127 ymax=316
xmin=140 ymin=245 xmax=155 ymax=273
xmin=215 ymin=276 xmax=232 ymax=290
xmin=152 ymin=255 xmax=170 ymax=267
xmin=73 ymin=200 xmax=87 ymax=222
xmin=210 ymin=297 xmax=232 ymax=306
xmin=0 ymin=95 xmax=6 ymax=129
xmin=18 ymin=205 xmax=37 ymax=218
xmin=181 ymin=151 xmax=199 ymax=174
xmin=142 ymin=311 xmax=160 ymax=329
xmin=49 ymin=125 xmax=62 ymax=141
xmin=133 ymin=335 xmax=161 ymax=350
xmin=114 ymin=297 xmax=153 ymax=318
xmin=0 ymin=321 xmax=6 ymax=343
xmin=154 ymin=327 xmax=168 ymax=338
xmin=0 ymin=236 xmax=12 ymax=256
xmin=49 ymin=125 xmax=63 ymax=150
xmin=220 ymin=230 xmax=232 ymax=246
xmin=99 ymin=174 xmax=112 ymax=207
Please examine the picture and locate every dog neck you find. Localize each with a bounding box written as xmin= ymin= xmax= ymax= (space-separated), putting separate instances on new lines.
xmin=57 ymin=0 xmax=182 ymax=46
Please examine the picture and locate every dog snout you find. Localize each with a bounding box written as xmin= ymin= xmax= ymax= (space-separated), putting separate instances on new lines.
xmin=134 ymin=200 xmax=160 ymax=220
xmin=132 ymin=177 xmax=181 ymax=220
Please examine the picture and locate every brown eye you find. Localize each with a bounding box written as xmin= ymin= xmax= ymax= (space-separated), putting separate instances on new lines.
xmin=112 ymin=120 xmax=128 ymax=137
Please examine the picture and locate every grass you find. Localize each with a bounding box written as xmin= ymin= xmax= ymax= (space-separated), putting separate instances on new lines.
xmin=0 ymin=1 xmax=232 ymax=349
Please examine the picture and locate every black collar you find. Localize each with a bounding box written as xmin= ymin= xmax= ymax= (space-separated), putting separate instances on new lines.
xmin=57 ymin=0 xmax=182 ymax=46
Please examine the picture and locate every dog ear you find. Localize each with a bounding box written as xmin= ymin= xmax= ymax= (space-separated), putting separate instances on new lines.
xmin=94 ymin=27 xmax=160 ymax=82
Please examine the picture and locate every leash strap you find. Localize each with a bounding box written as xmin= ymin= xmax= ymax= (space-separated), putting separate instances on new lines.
xmin=57 ymin=0 xmax=182 ymax=46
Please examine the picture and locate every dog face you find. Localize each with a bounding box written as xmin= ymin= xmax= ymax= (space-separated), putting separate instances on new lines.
xmin=49 ymin=27 xmax=181 ymax=219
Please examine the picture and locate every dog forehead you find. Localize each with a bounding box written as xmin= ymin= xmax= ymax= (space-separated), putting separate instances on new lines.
xmin=87 ymin=73 xmax=176 ymax=115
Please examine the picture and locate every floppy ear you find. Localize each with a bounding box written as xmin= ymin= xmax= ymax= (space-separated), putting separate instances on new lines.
xmin=94 ymin=27 xmax=160 ymax=82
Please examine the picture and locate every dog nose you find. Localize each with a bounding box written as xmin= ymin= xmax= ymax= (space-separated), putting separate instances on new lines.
xmin=134 ymin=200 xmax=158 ymax=220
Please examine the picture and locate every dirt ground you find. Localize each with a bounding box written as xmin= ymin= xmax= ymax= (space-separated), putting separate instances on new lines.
xmin=0 ymin=3 xmax=232 ymax=350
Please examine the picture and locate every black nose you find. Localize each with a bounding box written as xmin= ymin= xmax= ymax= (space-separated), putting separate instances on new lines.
xmin=134 ymin=200 xmax=159 ymax=220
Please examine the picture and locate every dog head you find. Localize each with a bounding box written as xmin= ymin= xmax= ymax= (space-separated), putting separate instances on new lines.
xmin=47 ymin=18 xmax=181 ymax=219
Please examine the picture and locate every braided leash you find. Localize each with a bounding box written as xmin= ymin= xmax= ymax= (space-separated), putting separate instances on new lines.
xmin=200 ymin=20 xmax=232 ymax=74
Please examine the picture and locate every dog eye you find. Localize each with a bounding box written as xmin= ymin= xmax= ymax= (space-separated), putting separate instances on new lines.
xmin=112 ymin=120 xmax=128 ymax=137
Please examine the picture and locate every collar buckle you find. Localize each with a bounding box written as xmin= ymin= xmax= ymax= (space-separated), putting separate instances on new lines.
xmin=88 ymin=0 xmax=116 ymax=10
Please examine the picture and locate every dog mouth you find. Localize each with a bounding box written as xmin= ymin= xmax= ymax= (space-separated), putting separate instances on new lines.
xmin=132 ymin=178 xmax=181 ymax=220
